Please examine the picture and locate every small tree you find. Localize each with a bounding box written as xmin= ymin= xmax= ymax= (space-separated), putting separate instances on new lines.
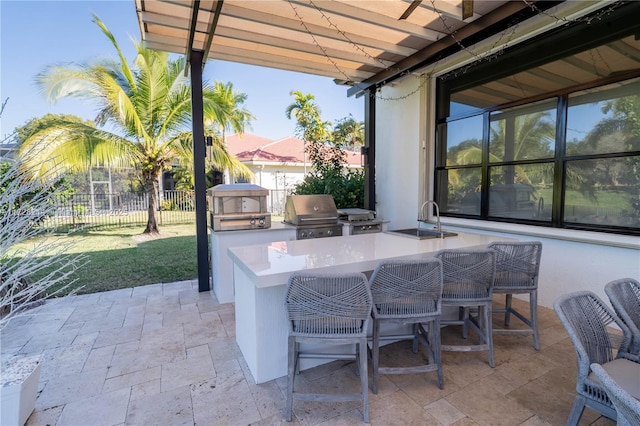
xmin=292 ymin=140 xmax=364 ymax=208
xmin=0 ymin=157 xmax=86 ymax=328
xmin=286 ymin=92 xmax=364 ymax=208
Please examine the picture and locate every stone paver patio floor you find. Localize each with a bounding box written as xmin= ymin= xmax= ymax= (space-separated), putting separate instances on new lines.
xmin=1 ymin=280 xmax=614 ymax=425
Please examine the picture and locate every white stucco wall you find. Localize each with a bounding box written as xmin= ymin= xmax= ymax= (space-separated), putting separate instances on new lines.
xmin=374 ymin=77 xmax=423 ymax=229
xmin=241 ymin=164 xmax=304 ymax=214
xmin=374 ymin=76 xmax=640 ymax=311
xmin=250 ymin=165 xmax=304 ymax=193
xmin=443 ymin=224 xmax=640 ymax=309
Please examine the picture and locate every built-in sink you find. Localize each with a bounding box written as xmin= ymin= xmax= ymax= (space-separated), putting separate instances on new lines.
xmin=386 ymin=228 xmax=458 ymax=240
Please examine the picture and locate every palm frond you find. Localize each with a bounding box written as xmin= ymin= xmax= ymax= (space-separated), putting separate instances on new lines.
xmin=92 ymin=14 xmax=136 ymax=92
xmin=172 ymin=132 xmax=253 ymax=182
xmin=36 ymin=66 xmax=102 ymax=103
xmin=96 ymin=68 xmax=149 ymax=141
xmin=18 ymin=116 xmax=136 ymax=180
xmin=456 ymin=146 xmax=482 ymax=165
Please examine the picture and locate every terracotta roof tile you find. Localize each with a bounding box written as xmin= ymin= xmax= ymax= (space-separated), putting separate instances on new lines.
xmin=225 ymin=133 xmax=362 ymax=166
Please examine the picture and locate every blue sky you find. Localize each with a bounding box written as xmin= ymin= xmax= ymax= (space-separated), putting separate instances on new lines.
xmin=0 ymin=0 xmax=364 ymax=142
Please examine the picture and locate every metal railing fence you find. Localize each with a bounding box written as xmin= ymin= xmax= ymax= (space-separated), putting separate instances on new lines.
xmin=43 ymin=191 xmax=196 ymax=231
xmin=268 ymin=189 xmax=289 ymax=216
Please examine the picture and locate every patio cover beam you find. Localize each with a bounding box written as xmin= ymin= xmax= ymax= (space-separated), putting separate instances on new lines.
xmin=190 ymin=49 xmax=209 ymax=293
xmin=347 ymin=1 xmax=561 ymax=97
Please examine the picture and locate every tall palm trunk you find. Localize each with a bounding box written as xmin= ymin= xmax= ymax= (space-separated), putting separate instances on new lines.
xmin=143 ymin=169 xmax=160 ymax=234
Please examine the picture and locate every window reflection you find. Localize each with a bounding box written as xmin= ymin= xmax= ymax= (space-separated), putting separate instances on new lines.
xmin=446 ymin=115 xmax=483 ymax=166
xmin=565 ymin=157 xmax=640 ymax=227
xmin=437 ymin=168 xmax=482 ymax=215
xmin=489 ymin=101 xmax=556 ymax=162
xmin=488 ymin=164 xmax=553 ymax=220
xmin=567 ymin=79 xmax=640 ymax=156
xmin=436 ymin=74 xmax=640 ymax=233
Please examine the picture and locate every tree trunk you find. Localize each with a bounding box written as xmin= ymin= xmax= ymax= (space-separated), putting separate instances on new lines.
xmin=143 ymin=171 xmax=160 ymax=234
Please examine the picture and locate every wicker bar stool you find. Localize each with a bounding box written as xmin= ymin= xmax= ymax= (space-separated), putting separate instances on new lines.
xmin=487 ymin=241 xmax=542 ymax=350
xmin=554 ymin=291 xmax=639 ymax=425
xmin=284 ymin=271 xmax=373 ymax=423
xmin=605 ymin=278 xmax=640 ymax=359
xmin=368 ymin=258 xmax=444 ymax=394
xmin=434 ymin=248 xmax=496 ymax=367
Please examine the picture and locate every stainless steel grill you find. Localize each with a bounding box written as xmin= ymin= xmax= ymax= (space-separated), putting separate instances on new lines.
xmin=283 ymin=194 xmax=343 ymax=240
xmin=338 ymin=208 xmax=382 ymax=235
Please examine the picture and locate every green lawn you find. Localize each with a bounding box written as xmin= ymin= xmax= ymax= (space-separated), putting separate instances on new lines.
xmin=13 ymin=224 xmax=199 ymax=296
xmin=537 ymin=188 xmax=634 ymax=209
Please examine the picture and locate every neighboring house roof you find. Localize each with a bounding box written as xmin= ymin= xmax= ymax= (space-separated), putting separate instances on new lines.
xmin=226 ymin=133 xmax=362 ymax=167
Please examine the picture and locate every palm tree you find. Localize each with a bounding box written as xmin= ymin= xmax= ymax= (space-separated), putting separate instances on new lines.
xmin=18 ymin=15 xmax=252 ymax=234
xmin=450 ymin=111 xmax=555 ymax=183
xmin=569 ymin=93 xmax=640 ymax=209
xmin=285 ymin=91 xmax=331 ymax=174
xmin=489 ymin=112 xmax=554 ymax=162
xmin=332 ymin=115 xmax=364 ymax=151
xmin=209 ymin=81 xmax=254 ymax=141
xmin=172 ymin=82 xmax=254 ymax=189
xmin=207 ymin=81 xmax=254 ymax=182
xmin=285 ymin=91 xmax=324 ymax=141
xmin=173 ymin=134 xmax=252 ymax=190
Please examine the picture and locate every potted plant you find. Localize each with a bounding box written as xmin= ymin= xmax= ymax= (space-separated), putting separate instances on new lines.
xmin=0 ymin=157 xmax=86 ymax=426
xmin=1 ymin=355 xmax=43 ymax=426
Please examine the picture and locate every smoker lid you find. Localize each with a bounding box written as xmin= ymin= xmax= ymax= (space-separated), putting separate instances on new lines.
xmin=337 ymin=208 xmax=376 ymax=221
xmin=284 ymin=194 xmax=338 ymax=225
xmin=209 ymin=183 xmax=269 ymax=197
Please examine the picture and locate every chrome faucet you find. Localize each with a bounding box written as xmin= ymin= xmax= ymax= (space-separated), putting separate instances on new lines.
xmin=419 ymin=200 xmax=442 ymax=236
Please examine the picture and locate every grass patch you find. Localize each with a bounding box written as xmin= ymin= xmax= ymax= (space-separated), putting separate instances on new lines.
xmin=11 ymin=224 xmax=198 ymax=296
xmin=537 ymin=188 xmax=635 ymax=209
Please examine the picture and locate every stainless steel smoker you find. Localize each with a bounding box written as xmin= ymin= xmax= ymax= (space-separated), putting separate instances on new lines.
xmin=208 ymin=184 xmax=271 ymax=231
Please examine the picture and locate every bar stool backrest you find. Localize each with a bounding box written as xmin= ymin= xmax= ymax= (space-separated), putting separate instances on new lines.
xmin=605 ymin=278 xmax=640 ymax=355
xmin=286 ymin=272 xmax=372 ymax=338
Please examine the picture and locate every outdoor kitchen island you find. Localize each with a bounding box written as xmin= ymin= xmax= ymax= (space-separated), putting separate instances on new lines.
xmin=228 ymin=230 xmax=516 ymax=384
xmin=210 ymin=223 xmax=296 ymax=304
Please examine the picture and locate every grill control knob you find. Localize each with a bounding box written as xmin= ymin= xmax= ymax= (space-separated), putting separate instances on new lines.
xmin=300 ymin=231 xmax=307 ymax=238
xmin=327 ymin=229 xmax=333 ymax=236
xmin=250 ymin=219 xmax=256 ymax=225
xmin=259 ymin=218 xmax=265 ymax=225
xmin=308 ymin=231 xmax=315 ymax=238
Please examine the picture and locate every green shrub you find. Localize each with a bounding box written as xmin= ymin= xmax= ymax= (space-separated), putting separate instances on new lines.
xmin=290 ymin=136 xmax=365 ymax=208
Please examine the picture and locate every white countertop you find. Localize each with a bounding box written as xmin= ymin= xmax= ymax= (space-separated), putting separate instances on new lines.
xmin=228 ymin=231 xmax=514 ymax=288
